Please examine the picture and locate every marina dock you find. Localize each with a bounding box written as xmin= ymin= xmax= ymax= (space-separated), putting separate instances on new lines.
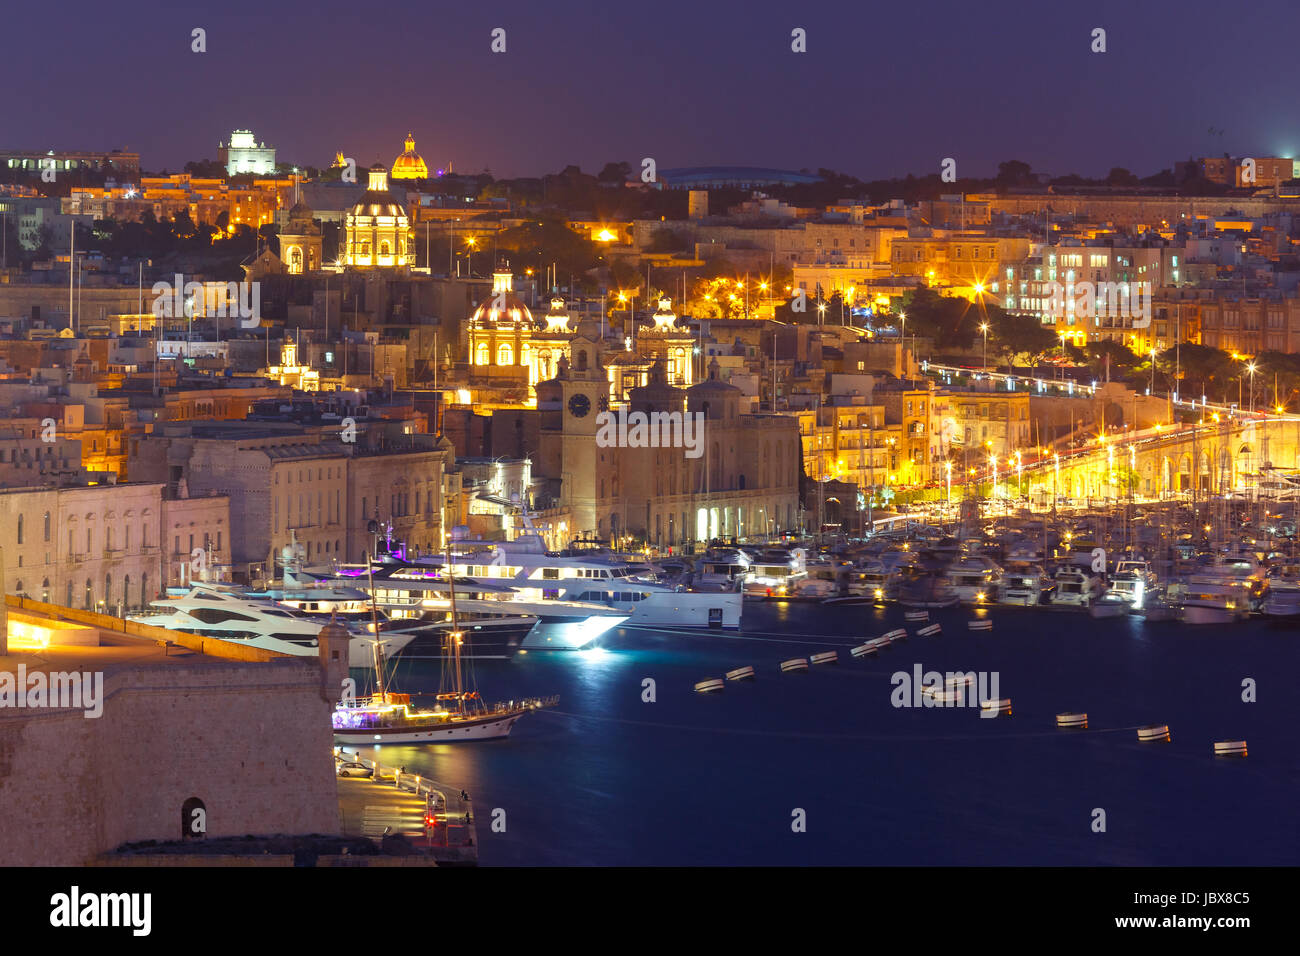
xmin=334 ymin=749 xmax=479 ymax=865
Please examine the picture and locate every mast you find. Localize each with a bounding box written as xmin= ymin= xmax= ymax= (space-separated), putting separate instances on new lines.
xmin=445 ymin=546 xmax=464 ymax=702
xmin=365 ymin=551 xmax=387 ymax=702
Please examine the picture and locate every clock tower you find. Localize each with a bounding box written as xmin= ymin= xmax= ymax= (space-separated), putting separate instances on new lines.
xmin=537 ymin=357 xmax=610 ymax=541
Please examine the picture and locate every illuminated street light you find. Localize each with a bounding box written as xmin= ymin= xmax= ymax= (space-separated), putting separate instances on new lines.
xmin=980 ymin=322 xmax=989 ymax=373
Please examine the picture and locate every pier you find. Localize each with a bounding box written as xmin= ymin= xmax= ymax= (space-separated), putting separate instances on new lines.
xmin=334 ymin=749 xmax=479 ymax=865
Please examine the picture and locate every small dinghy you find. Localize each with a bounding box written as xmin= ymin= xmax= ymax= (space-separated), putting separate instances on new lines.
xmin=904 ymin=610 xmax=929 ymax=623
xmin=1137 ymin=724 xmax=1171 ymax=742
xmin=1213 ymin=740 xmax=1247 ymax=757
xmin=850 ymin=642 xmax=877 ymax=658
xmin=980 ymin=698 xmax=1012 ymax=717
xmin=1056 ymin=712 xmax=1088 ymax=729
xmin=917 ymin=623 xmax=942 ymax=637
xmin=968 ymin=619 xmax=993 ymax=631
xmin=694 ymin=678 xmax=724 ymax=694
xmin=780 ymin=658 xmax=809 ymax=674
xmin=725 ymin=666 xmax=755 ymax=682
xmin=809 ymin=651 xmax=839 ymax=666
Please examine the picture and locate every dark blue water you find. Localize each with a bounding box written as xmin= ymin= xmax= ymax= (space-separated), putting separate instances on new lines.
xmin=353 ymin=603 xmax=1300 ymax=865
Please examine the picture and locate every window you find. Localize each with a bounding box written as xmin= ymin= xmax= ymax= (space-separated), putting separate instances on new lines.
xmin=497 ymin=343 xmax=513 ymax=365
xmin=16 ymin=514 xmax=22 ymax=545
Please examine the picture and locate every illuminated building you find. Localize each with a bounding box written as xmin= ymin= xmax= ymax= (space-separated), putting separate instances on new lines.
xmin=278 ymin=200 xmax=322 ymax=275
xmin=218 ymin=129 xmax=277 ymax=176
xmin=343 ymin=165 xmax=411 ymax=269
xmin=466 ymin=270 xmax=536 ymax=385
xmin=390 ymin=133 xmax=429 ymax=180
xmin=266 ymin=339 xmax=319 ymax=390
xmin=634 ymin=297 xmax=696 ymax=388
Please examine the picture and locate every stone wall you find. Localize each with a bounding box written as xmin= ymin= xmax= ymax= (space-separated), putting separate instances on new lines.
xmin=0 ymin=656 xmax=339 ymax=865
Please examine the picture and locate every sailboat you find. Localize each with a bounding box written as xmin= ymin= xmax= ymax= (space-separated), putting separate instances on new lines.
xmin=330 ymin=551 xmax=558 ymax=743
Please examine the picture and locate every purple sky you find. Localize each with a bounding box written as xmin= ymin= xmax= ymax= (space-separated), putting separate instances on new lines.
xmin=7 ymin=0 xmax=1297 ymax=180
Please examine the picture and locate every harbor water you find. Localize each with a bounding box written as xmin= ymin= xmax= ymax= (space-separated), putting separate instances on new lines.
xmin=351 ymin=601 xmax=1299 ymax=865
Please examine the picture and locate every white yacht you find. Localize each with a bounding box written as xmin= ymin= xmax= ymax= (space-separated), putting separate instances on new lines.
xmin=1183 ymin=553 xmax=1264 ymax=625
xmin=947 ymin=555 xmax=1003 ymax=604
xmin=329 ymin=562 xmax=628 ymax=650
xmin=998 ymin=565 xmax=1049 ymax=606
xmin=741 ymin=548 xmax=809 ymax=599
xmin=1105 ymin=560 xmax=1158 ymax=611
xmin=1050 ymin=567 xmax=1104 ymax=607
xmin=1262 ymin=562 xmax=1300 ymax=625
xmin=432 ymin=531 xmax=742 ymax=629
xmin=129 ymin=584 xmax=411 ymax=667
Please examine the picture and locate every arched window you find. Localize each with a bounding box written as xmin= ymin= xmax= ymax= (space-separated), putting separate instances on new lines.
xmin=475 ymin=342 xmax=489 ymax=365
xmin=498 ymin=343 xmax=513 ymax=365
xmin=16 ymin=514 xmax=22 ymax=545
xmin=577 ymin=350 xmax=588 ymax=371
xmin=84 ymin=578 xmax=93 ymax=610
xmin=43 ymin=512 xmax=50 ymax=541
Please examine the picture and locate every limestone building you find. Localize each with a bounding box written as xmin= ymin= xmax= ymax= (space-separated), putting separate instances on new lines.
xmin=343 ymin=165 xmax=411 ymax=269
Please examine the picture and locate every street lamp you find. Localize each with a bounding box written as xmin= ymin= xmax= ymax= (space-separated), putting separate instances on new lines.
xmin=980 ymin=322 xmax=989 ymax=374
xmin=944 ymin=459 xmax=952 ymax=505
xmin=1149 ymin=349 xmax=1157 ymax=395
xmin=1053 ymin=452 xmax=1060 ymax=511
xmin=817 ymin=301 xmax=827 ymax=326
xmin=1246 ymin=362 xmax=1257 ymax=415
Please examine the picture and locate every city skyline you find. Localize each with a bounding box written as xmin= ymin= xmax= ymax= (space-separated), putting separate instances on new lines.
xmin=7 ymin=0 xmax=1299 ymax=180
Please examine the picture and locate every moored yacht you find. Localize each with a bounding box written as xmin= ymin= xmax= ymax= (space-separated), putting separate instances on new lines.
xmin=897 ymin=556 xmax=959 ymax=609
xmin=998 ymin=564 xmax=1050 ymax=606
xmin=128 ymin=583 xmax=411 ymax=667
xmin=1050 ymin=567 xmax=1104 ymax=608
xmin=1105 ymin=559 xmax=1158 ymax=611
xmin=329 ymin=562 xmax=627 ymax=650
xmin=434 ymin=528 xmax=742 ymax=629
xmin=947 ymin=554 xmax=1003 ymax=604
xmin=1183 ymin=553 xmax=1264 ymax=625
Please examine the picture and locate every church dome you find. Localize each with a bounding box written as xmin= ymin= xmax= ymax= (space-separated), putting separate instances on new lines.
xmin=391 ymin=133 xmax=429 ymax=180
xmin=470 ymin=270 xmax=534 ymax=329
xmin=350 ymin=164 xmax=407 ymax=218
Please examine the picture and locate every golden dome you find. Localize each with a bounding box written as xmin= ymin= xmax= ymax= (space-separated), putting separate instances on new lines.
xmin=391 ymin=133 xmax=429 ymax=180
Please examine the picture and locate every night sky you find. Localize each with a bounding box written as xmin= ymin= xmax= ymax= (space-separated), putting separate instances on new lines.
xmin=7 ymin=0 xmax=1296 ymax=180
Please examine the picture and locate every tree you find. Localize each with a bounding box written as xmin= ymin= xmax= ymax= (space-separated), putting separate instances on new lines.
xmin=183 ymin=159 xmax=227 ymax=179
xmin=597 ymin=161 xmax=631 ymax=185
xmin=995 ymin=160 xmax=1033 ymax=188
xmin=1105 ymin=167 xmax=1140 ymax=187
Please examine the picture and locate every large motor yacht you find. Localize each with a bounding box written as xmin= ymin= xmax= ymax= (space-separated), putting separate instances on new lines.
xmin=431 ymin=529 xmax=742 ymax=629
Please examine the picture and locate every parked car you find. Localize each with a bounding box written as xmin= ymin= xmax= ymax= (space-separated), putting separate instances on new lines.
xmin=336 ymin=761 xmax=373 ymax=778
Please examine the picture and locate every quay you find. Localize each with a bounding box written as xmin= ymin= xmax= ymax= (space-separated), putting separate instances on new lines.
xmin=334 ymin=748 xmax=479 ymax=865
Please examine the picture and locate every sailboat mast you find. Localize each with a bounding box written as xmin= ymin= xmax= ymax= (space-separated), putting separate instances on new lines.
xmin=445 ymin=547 xmax=464 ymax=701
xmin=365 ymin=551 xmax=386 ymax=701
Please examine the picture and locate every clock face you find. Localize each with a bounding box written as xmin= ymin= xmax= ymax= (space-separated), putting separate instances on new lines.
xmin=568 ymin=393 xmax=591 ymax=418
